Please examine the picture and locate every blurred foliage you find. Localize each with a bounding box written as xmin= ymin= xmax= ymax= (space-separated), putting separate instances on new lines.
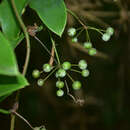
xmin=0 ymin=0 xmax=130 ymax=130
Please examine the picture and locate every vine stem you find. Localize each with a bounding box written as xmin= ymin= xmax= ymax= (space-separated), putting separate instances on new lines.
xmin=67 ymin=9 xmax=88 ymax=30
xmin=50 ymin=37 xmax=61 ymax=65
xmin=10 ymin=0 xmax=30 ymax=130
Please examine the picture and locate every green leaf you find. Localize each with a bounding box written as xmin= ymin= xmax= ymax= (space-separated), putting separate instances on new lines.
xmin=0 ymin=32 xmax=18 ymax=76
xmin=0 ymin=0 xmax=27 ymax=48
xmin=0 ymin=74 xmax=29 ymax=97
xmin=29 ymin=0 xmax=67 ymax=36
xmin=0 ymin=109 xmax=10 ymax=114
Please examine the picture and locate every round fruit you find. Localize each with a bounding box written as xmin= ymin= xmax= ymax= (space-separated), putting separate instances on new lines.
xmin=102 ymin=33 xmax=111 ymax=42
xmin=62 ymin=61 xmax=71 ymax=70
xmin=56 ymin=81 xmax=64 ymax=88
xmin=67 ymin=27 xmax=76 ymax=37
xmin=78 ymin=60 xmax=87 ymax=70
xmin=56 ymin=89 xmax=64 ymax=97
xmin=56 ymin=69 xmax=66 ymax=78
xmin=72 ymin=81 xmax=82 ymax=90
xmin=43 ymin=64 xmax=52 ymax=72
xmin=32 ymin=69 xmax=40 ymax=78
xmin=83 ymin=42 xmax=92 ymax=49
xmin=37 ymin=79 xmax=44 ymax=86
xmin=72 ymin=37 xmax=78 ymax=43
xmin=106 ymin=27 xmax=114 ymax=36
xmin=81 ymin=69 xmax=90 ymax=77
xmin=88 ymin=48 xmax=96 ymax=56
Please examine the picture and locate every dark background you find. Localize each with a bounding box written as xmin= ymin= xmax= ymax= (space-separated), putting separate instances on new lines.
xmin=0 ymin=0 xmax=130 ymax=130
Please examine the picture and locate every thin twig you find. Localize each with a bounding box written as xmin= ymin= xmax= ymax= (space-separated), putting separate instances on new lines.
xmin=11 ymin=111 xmax=34 ymax=130
xmin=67 ymin=9 xmax=88 ymax=30
xmin=49 ymin=46 xmax=55 ymax=66
xmin=34 ymin=36 xmax=57 ymax=64
xmin=65 ymin=80 xmax=77 ymax=103
xmin=10 ymin=0 xmax=31 ymax=130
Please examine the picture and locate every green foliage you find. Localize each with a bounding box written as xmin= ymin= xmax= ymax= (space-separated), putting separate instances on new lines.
xmin=0 ymin=0 xmax=27 ymax=48
xmin=0 ymin=74 xmax=28 ymax=97
xmin=0 ymin=32 xmax=18 ymax=76
xmin=0 ymin=32 xmax=28 ymax=98
xmin=29 ymin=0 xmax=67 ymax=36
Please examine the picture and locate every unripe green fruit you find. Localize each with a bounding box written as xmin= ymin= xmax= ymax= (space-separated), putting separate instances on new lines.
xmin=81 ymin=69 xmax=90 ymax=77
xmin=72 ymin=37 xmax=78 ymax=43
xmin=88 ymin=48 xmax=96 ymax=56
xmin=62 ymin=61 xmax=71 ymax=70
xmin=32 ymin=69 xmax=40 ymax=78
xmin=43 ymin=64 xmax=52 ymax=72
xmin=56 ymin=89 xmax=64 ymax=97
xmin=83 ymin=42 xmax=92 ymax=49
xmin=37 ymin=79 xmax=44 ymax=86
xmin=72 ymin=81 xmax=82 ymax=90
xmin=78 ymin=60 xmax=87 ymax=70
xmin=68 ymin=27 xmax=76 ymax=37
xmin=56 ymin=69 xmax=66 ymax=78
xmin=106 ymin=27 xmax=114 ymax=36
xmin=102 ymin=33 xmax=111 ymax=42
xmin=56 ymin=81 xmax=64 ymax=88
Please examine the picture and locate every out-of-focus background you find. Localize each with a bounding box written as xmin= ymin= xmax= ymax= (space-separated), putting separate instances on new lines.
xmin=0 ymin=0 xmax=130 ymax=130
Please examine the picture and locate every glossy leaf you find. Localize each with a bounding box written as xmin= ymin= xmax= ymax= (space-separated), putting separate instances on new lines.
xmin=0 ymin=74 xmax=29 ymax=97
xmin=29 ymin=0 xmax=67 ymax=36
xmin=0 ymin=0 xmax=27 ymax=48
xmin=0 ymin=32 xmax=18 ymax=76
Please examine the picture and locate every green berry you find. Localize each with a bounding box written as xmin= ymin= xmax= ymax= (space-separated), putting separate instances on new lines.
xmin=81 ymin=69 xmax=90 ymax=77
xmin=62 ymin=61 xmax=71 ymax=70
xmin=37 ymin=79 xmax=44 ymax=86
xmin=68 ymin=27 xmax=76 ymax=37
xmin=34 ymin=127 xmax=46 ymax=130
xmin=88 ymin=48 xmax=97 ymax=56
xmin=83 ymin=42 xmax=92 ymax=49
xmin=56 ymin=69 xmax=66 ymax=78
xmin=56 ymin=81 xmax=64 ymax=88
xmin=106 ymin=27 xmax=114 ymax=36
xmin=102 ymin=33 xmax=111 ymax=42
xmin=78 ymin=60 xmax=87 ymax=70
xmin=56 ymin=89 xmax=64 ymax=97
xmin=72 ymin=81 xmax=82 ymax=90
xmin=72 ymin=37 xmax=78 ymax=43
xmin=43 ymin=64 xmax=52 ymax=72
xmin=32 ymin=69 xmax=40 ymax=78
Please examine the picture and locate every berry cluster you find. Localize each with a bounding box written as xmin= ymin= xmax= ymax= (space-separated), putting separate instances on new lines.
xmin=102 ymin=27 xmax=114 ymax=42
xmin=32 ymin=60 xmax=89 ymax=97
xmin=67 ymin=26 xmax=114 ymax=56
